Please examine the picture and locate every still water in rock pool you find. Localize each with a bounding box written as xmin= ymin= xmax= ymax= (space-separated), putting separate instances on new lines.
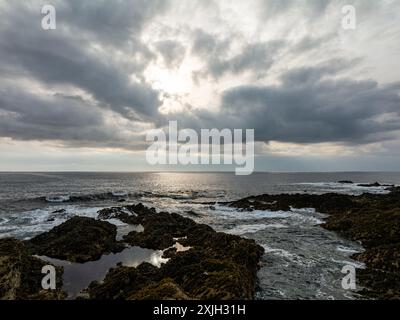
xmin=37 ymin=246 xmax=168 ymax=299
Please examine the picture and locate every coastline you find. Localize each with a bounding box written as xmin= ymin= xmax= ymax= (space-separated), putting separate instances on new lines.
xmin=0 ymin=186 xmax=399 ymax=300
xmin=230 ymin=186 xmax=400 ymax=299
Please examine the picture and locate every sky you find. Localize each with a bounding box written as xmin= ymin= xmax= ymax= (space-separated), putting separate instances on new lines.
xmin=0 ymin=0 xmax=399 ymax=172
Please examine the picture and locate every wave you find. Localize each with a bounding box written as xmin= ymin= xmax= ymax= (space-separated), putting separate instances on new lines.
xmin=43 ymin=192 xmax=132 ymax=203
xmin=293 ymin=182 xmax=391 ymax=195
xmin=46 ymin=195 xmax=71 ymax=203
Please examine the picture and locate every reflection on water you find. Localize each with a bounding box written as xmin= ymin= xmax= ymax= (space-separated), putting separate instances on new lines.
xmin=37 ymin=246 xmax=168 ymax=299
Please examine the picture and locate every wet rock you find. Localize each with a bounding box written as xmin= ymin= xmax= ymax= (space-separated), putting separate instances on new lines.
xmin=338 ymin=180 xmax=354 ymax=184
xmin=1 ymin=203 xmax=265 ymax=300
xmin=162 ymin=247 xmax=178 ymax=259
xmin=230 ymin=193 xmax=357 ymax=214
xmin=26 ymin=217 xmax=123 ymax=263
xmin=0 ymin=238 xmax=65 ymax=300
xmin=87 ymin=203 xmax=264 ymax=300
xmin=52 ymin=209 xmax=66 ymax=214
xmin=97 ymin=207 xmax=132 ymax=222
xmin=230 ymin=187 xmax=400 ymax=300
xmin=358 ymin=182 xmax=382 ymax=187
xmin=357 ymin=182 xmax=394 ymax=188
xmin=128 ymin=278 xmax=191 ymax=300
xmin=186 ymin=210 xmax=201 ymax=217
xmin=120 ymin=205 xmax=197 ymax=250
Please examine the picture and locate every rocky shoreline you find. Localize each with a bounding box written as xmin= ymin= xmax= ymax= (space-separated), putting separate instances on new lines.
xmin=1 ymin=186 xmax=399 ymax=300
xmin=230 ymin=186 xmax=400 ymax=299
xmin=0 ymin=204 xmax=264 ymax=300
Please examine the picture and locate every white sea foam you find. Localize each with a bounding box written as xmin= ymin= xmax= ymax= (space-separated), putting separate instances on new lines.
xmin=331 ymin=258 xmax=366 ymax=269
xmin=336 ymin=245 xmax=363 ymax=254
xmin=112 ymin=191 xmax=128 ymax=197
xmin=46 ymin=195 xmax=71 ymax=203
xmin=213 ymin=204 xmax=292 ymax=220
xmin=0 ymin=205 xmax=107 ymax=240
xmin=294 ymin=182 xmax=390 ymax=195
xmin=226 ymin=224 xmax=269 ymax=235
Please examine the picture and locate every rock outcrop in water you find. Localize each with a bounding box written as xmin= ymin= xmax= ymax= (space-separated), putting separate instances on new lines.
xmin=230 ymin=186 xmax=400 ymax=300
xmin=90 ymin=204 xmax=264 ymax=299
xmin=0 ymin=205 xmax=264 ymax=300
xmin=26 ymin=216 xmax=124 ymax=263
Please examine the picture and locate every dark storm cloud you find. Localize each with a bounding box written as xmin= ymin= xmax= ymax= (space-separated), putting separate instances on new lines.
xmin=58 ymin=0 xmax=169 ymax=46
xmin=0 ymin=1 xmax=167 ymax=120
xmin=0 ymin=86 xmax=150 ymax=150
xmin=209 ymin=41 xmax=285 ymax=78
xmin=0 ymin=87 xmax=112 ymax=142
xmin=0 ymin=0 xmax=399 ymax=154
xmin=191 ymin=29 xmax=284 ymax=79
xmin=174 ymin=63 xmax=400 ymax=145
xmin=220 ymin=70 xmax=400 ymax=144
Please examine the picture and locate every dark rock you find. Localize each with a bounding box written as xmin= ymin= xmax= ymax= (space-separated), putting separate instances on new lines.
xmin=128 ymin=278 xmax=191 ymax=300
xmin=52 ymin=209 xmax=66 ymax=214
xmin=358 ymin=182 xmax=382 ymax=187
xmin=26 ymin=217 xmax=123 ymax=263
xmin=186 ymin=210 xmax=201 ymax=217
xmin=97 ymin=206 xmax=144 ymax=225
xmin=2 ymin=198 xmax=266 ymax=301
xmin=122 ymin=206 xmax=197 ymax=250
xmin=162 ymin=247 xmax=178 ymax=259
xmin=338 ymin=180 xmax=354 ymax=184
xmin=0 ymin=238 xmax=65 ymax=300
xmin=358 ymin=182 xmax=395 ymax=188
xmin=230 ymin=192 xmax=357 ymax=214
xmin=88 ymin=204 xmax=264 ymax=300
xmin=230 ymin=187 xmax=400 ymax=300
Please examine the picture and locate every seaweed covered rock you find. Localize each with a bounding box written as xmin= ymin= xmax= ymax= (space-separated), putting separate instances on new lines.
xmin=0 ymin=238 xmax=65 ymax=300
xmin=128 ymin=278 xmax=191 ymax=300
xmin=88 ymin=204 xmax=264 ymax=300
xmin=26 ymin=217 xmax=123 ymax=263
xmin=87 ymin=262 xmax=190 ymax=300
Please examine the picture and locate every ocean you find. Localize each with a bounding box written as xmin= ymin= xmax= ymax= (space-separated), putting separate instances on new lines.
xmin=1 ymin=171 xmax=400 ymax=299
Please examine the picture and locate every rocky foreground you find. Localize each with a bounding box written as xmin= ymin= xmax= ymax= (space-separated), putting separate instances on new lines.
xmin=1 ymin=186 xmax=399 ymax=300
xmin=0 ymin=204 xmax=264 ymax=300
xmin=230 ymin=186 xmax=400 ymax=299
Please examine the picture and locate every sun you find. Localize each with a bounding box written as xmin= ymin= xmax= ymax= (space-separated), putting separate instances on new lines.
xmin=145 ymin=63 xmax=193 ymax=95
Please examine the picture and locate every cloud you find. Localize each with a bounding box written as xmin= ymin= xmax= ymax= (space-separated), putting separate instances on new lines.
xmin=0 ymin=0 xmax=399 ymax=171
xmin=0 ymin=85 xmax=152 ymax=150
xmin=154 ymin=40 xmax=186 ymax=68
xmin=191 ymin=29 xmax=284 ymax=79
xmin=0 ymin=1 xmax=166 ymax=120
xmin=57 ymin=0 xmax=169 ymax=46
xmin=173 ymin=62 xmax=400 ymax=145
xmin=0 ymin=87 xmax=109 ymax=142
xmin=219 ymin=71 xmax=400 ymax=144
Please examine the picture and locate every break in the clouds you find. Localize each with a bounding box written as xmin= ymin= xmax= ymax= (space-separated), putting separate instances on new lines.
xmin=0 ymin=0 xmax=399 ymax=171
